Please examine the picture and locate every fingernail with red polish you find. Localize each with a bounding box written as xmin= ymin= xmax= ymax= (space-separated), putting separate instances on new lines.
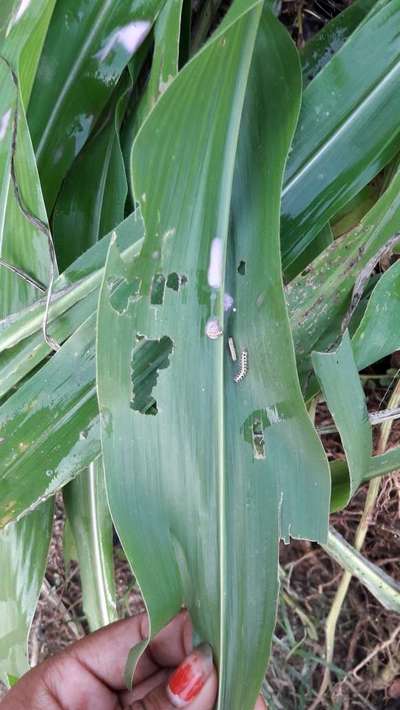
xmin=167 ymin=643 xmax=213 ymax=707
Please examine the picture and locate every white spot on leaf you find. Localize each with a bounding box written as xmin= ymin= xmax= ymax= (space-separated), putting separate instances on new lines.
xmin=0 ymin=109 xmax=12 ymax=140
xmin=205 ymin=317 xmax=223 ymax=340
xmin=207 ymin=238 xmax=223 ymax=289
xmin=15 ymin=0 xmax=30 ymax=22
xmin=224 ymin=293 xmax=234 ymax=311
xmin=95 ymin=21 xmax=151 ymax=61
xmin=159 ymin=74 xmax=174 ymax=95
xmin=6 ymin=0 xmax=30 ymax=33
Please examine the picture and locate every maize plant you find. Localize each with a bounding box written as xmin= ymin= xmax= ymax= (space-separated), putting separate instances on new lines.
xmin=1 ymin=0 xmax=400 ymax=707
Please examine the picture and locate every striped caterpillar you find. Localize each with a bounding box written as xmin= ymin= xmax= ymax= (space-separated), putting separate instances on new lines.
xmin=233 ymin=349 xmax=248 ymax=383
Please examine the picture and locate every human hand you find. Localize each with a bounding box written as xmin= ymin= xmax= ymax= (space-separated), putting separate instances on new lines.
xmin=1 ymin=611 xmax=267 ymax=709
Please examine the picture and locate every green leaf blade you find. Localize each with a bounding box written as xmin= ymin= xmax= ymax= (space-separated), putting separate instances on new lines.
xmin=352 ymin=259 xmax=400 ymax=370
xmin=28 ymin=0 xmax=164 ymax=210
xmin=313 ymin=332 xmax=372 ymax=504
xmin=53 ymin=72 xmax=131 ymax=271
xmin=0 ymin=501 xmax=53 ymax=684
xmin=282 ymin=0 xmax=400 ymax=274
xmin=288 ymin=165 xmax=400 ymax=390
xmin=98 ymin=5 xmax=330 ymax=708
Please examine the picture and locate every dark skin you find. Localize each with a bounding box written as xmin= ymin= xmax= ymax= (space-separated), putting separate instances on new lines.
xmin=1 ymin=612 xmax=267 ymax=709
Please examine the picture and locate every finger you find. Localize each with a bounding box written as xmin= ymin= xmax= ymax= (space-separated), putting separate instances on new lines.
xmin=124 ymin=672 xmax=268 ymax=710
xmin=120 ymin=669 xmax=169 ymax=706
xmin=130 ymin=644 xmax=216 ymax=709
xmin=147 ymin=610 xmax=193 ymax=667
xmin=68 ymin=610 xmax=191 ymax=690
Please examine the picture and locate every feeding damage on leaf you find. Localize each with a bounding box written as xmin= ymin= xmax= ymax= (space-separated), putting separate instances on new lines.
xmin=242 ymin=403 xmax=292 ymax=460
xmin=97 ymin=5 xmax=332 ymax=708
xmin=130 ymin=334 xmax=174 ymax=415
xmin=150 ymin=271 xmax=188 ymax=304
xmin=107 ymin=275 xmax=142 ymax=314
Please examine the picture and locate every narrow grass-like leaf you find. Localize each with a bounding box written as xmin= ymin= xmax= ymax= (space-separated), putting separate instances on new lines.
xmin=98 ymin=5 xmax=330 ymax=707
xmin=289 ymin=221 xmax=333 ymax=277
xmin=63 ymin=459 xmax=117 ymax=631
xmin=135 ymin=0 xmax=183 ymax=124
xmin=52 ymin=73 xmax=131 ymax=271
xmin=288 ymin=166 xmax=400 ymax=390
xmin=0 ymin=501 xmax=53 ymax=684
xmin=0 ymin=62 xmax=54 ymax=320
xmin=0 ymin=292 xmax=98 ymax=399
xmin=121 ymin=0 xmax=184 ymax=191
xmin=0 ymin=213 xmax=143 ymax=358
xmin=331 ymin=445 xmax=400 ymax=511
xmin=282 ymin=0 xmax=400 ymax=274
xmin=0 ymin=0 xmax=56 ymax=105
xmin=99 ymin=7 xmax=265 ymax=701
xmin=0 ymin=218 xmax=145 ymax=527
xmin=352 ymin=259 xmax=400 ymax=370
xmin=314 ymin=328 xmax=400 ymax=510
xmin=0 ymin=3 xmax=15 ymax=41
xmin=0 ymin=61 xmax=16 ymax=248
xmin=0 ymin=6 xmax=57 ymax=685
xmin=0 ymin=1 xmax=57 ymax=316
xmin=0 ymin=314 xmax=100 ymax=527
xmin=300 ymin=0 xmax=378 ymax=85
xmin=313 ymin=333 xmax=372 ymax=504
xmin=0 ymin=216 xmax=143 ymax=403
xmin=28 ymin=0 xmax=164 ymax=210
xmin=365 ymin=446 xmax=400 ymax=480
xmin=331 ymin=183 xmax=378 ymax=238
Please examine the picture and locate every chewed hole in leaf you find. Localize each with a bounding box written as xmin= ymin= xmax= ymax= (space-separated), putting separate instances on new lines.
xmin=166 ymin=272 xmax=180 ymax=291
xmin=150 ymin=273 xmax=166 ymax=304
xmin=243 ymin=409 xmax=268 ymax=460
xmin=166 ymin=272 xmax=188 ymax=291
xmin=252 ymin=419 xmax=265 ymax=459
xmin=130 ymin=335 xmax=173 ymax=415
xmin=108 ymin=275 xmax=141 ymax=313
xmin=150 ymin=272 xmax=188 ymax=300
xmin=237 ymin=260 xmax=246 ymax=275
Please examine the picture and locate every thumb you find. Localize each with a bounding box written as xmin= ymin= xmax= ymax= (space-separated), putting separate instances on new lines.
xmin=130 ymin=643 xmax=217 ymax=709
xmin=129 ymin=644 xmax=269 ymax=710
